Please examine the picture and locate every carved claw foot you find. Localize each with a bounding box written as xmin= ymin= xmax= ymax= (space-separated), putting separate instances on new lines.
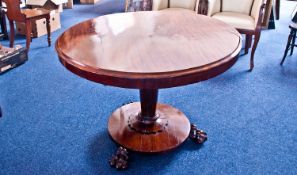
xmin=109 ymin=147 xmax=129 ymax=170
xmin=189 ymin=124 xmax=208 ymax=144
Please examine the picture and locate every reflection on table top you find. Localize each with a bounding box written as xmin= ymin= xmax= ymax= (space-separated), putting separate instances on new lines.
xmin=56 ymin=9 xmax=241 ymax=74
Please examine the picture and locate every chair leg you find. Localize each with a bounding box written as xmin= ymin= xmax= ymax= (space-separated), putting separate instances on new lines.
xmin=245 ymin=34 xmax=252 ymax=54
xmin=290 ymin=30 xmax=296 ymax=56
xmin=45 ymin=15 xmax=51 ymax=47
xmin=281 ymin=29 xmax=294 ymax=65
xmin=25 ymin=20 xmax=32 ymax=51
xmin=275 ymin=0 xmax=280 ymax=20
xmin=249 ymin=32 xmax=261 ymax=71
xmin=9 ymin=20 xmax=15 ymax=48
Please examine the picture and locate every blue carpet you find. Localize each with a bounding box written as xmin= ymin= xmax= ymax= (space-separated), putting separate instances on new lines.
xmin=0 ymin=0 xmax=297 ymax=174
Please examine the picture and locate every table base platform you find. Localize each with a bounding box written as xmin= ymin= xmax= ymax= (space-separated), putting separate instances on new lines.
xmin=108 ymin=102 xmax=191 ymax=153
xmin=108 ymin=102 xmax=208 ymax=169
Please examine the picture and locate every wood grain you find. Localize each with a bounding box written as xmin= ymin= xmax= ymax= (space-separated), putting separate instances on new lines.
xmin=56 ymin=9 xmax=242 ymax=89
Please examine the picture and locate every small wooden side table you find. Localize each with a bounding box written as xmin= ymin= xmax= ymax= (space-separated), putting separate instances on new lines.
xmin=281 ymin=22 xmax=297 ymax=65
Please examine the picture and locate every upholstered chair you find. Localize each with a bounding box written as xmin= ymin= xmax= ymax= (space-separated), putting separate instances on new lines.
xmin=152 ymin=0 xmax=199 ymax=11
xmin=201 ymin=0 xmax=265 ymax=71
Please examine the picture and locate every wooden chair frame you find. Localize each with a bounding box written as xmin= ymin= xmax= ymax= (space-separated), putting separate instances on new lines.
xmin=216 ymin=0 xmax=266 ymax=71
xmin=3 ymin=0 xmax=51 ymax=51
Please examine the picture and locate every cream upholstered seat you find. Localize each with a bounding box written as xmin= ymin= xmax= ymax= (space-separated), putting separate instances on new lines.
xmin=207 ymin=0 xmax=264 ymax=31
xmin=212 ymin=12 xmax=256 ymax=30
xmin=204 ymin=0 xmax=265 ymax=71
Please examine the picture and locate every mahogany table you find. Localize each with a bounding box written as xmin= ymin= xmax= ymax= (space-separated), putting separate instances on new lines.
xmin=56 ymin=9 xmax=242 ymax=169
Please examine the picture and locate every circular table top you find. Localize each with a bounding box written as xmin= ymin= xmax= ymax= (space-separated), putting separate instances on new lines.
xmin=56 ymin=9 xmax=242 ymax=89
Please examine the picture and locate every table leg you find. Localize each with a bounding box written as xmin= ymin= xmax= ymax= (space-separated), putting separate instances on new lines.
xmin=139 ymin=89 xmax=158 ymax=124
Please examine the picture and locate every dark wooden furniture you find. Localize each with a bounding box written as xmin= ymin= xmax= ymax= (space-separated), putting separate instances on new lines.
xmin=3 ymin=0 xmax=51 ymax=51
xmin=235 ymin=1 xmax=266 ymax=71
xmin=125 ymin=0 xmax=152 ymax=11
xmin=281 ymin=22 xmax=297 ymax=65
xmin=56 ymin=10 xmax=242 ymax=169
xmin=263 ymin=0 xmax=273 ymax=28
xmin=0 ymin=0 xmax=8 ymax=40
xmin=275 ymin=0 xmax=280 ymax=20
xmin=242 ymin=1 xmax=266 ymax=71
xmin=198 ymin=0 xmax=209 ymax=15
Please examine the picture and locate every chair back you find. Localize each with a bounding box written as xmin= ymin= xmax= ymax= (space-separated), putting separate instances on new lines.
xmin=170 ymin=0 xmax=197 ymax=11
xmin=251 ymin=0 xmax=265 ymax=28
xmin=152 ymin=0 xmax=168 ymax=10
xmin=221 ymin=0 xmax=254 ymax=15
xmin=152 ymin=0 xmax=197 ymax=11
xmin=3 ymin=0 xmax=26 ymax=21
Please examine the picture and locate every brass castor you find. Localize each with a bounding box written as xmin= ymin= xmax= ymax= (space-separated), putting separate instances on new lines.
xmin=189 ymin=124 xmax=208 ymax=144
xmin=109 ymin=147 xmax=129 ymax=169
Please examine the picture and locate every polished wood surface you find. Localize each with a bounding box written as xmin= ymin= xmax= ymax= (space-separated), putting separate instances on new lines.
xmin=3 ymin=0 xmax=51 ymax=51
xmin=139 ymin=89 xmax=158 ymax=123
xmin=108 ymin=102 xmax=191 ymax=153
xmin=56 ymin=9 xmax=242 ymax=89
